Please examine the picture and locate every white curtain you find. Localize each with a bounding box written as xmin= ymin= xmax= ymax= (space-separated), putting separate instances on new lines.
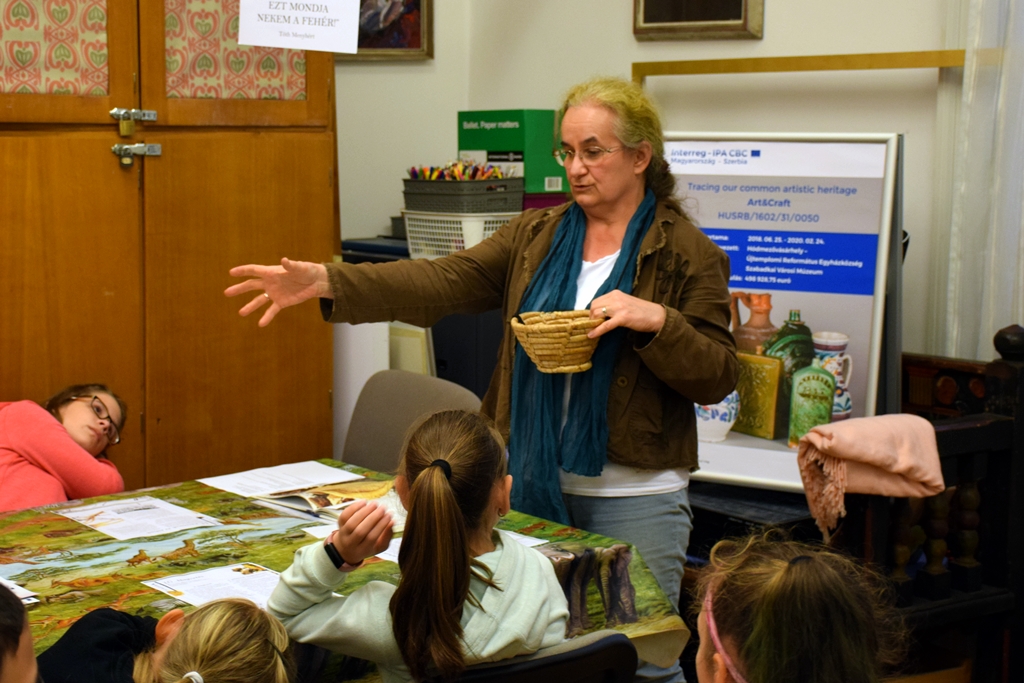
xmin=930 ymin=0 xmax=1024 ymax=360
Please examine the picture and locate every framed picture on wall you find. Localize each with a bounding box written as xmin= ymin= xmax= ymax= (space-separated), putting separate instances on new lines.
xmin=633 ymin=0 xmax=764 ymax=40
xmin=336 ymin=0 xmax=433 ymax=61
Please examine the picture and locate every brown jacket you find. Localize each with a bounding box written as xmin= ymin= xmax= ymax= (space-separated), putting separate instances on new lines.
xmin=323 ymin=201 xmax=738 ymax=471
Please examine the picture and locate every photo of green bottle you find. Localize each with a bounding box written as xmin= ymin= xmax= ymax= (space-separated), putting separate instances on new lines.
xmin=765 ymin=310 xmax=815 ymax=439
xmin=788 ymin=360 xmax=837 ymax=447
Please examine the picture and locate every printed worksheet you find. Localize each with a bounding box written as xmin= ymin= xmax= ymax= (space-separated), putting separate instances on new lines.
xmin=57 ymin=496 xmax=221 ymax=541
xmin=198 ymin=461 xmax=363 ymax=497
xmin=142 ymin=563 xmax=280 ymax=609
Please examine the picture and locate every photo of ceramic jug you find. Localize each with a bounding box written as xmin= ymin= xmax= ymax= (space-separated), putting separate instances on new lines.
xmin=788 ymin=360 xmax=836 ymax=448
xmin=730 ymin=292 xmax=778 ymax=353
xmin=813 ymin=331 xmax=854 ymax=421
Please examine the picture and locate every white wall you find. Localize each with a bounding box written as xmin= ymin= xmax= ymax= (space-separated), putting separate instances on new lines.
xmin=334 ymin=0 xmax=470 ymax=240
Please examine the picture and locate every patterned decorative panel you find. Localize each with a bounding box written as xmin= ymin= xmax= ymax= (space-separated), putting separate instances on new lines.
xmin=0 ymin=0 xmax=110 ymax=95
xmin=165 ymin=0 xmax=305 ymax=100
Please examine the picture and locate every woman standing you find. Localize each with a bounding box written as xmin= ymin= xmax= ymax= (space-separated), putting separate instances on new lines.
xmin=228 ymin=77 xmax=737 ymax=682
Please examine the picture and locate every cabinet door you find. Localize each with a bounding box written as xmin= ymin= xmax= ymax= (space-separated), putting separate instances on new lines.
xmin=0 ymin=132 xmax=145 ymax=488
xmin=138 ymin=0 xmax=331 ymax=127
xmin=142 ymin=130 xmax=334 ymax=484
xmin=0 ymin=0 xmax=138 ymax=123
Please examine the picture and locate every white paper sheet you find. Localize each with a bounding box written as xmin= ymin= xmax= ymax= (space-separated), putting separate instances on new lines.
xmin=142 ymin=563 xmax=281 ymax=610
xmin=198 ymin=461 xmax=363 ymax=497
xmin=303 ymin=523 xmax=336 ymax=539
xmin=373 ymin=529 xmax=549 ymax=565
xmin=58 ymin=496 xmax=221 ymax=541
xmin=375 ymin=537 xmax=403 ymax=564
xmin=238 ymin=0 xmax=359 ymax=53
xmin=0 ymin=577 xmax=37 ymax=603
xmin=500 ymin=530 xmax=550 ymax=548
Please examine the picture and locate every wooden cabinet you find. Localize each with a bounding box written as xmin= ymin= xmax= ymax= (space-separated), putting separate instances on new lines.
xmin=0 ymin=0 xmax=336 ymax=487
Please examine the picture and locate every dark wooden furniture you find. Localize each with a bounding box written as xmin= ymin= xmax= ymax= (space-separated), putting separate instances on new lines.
xmin=843 ymin=324 xmax=1024 ymax=681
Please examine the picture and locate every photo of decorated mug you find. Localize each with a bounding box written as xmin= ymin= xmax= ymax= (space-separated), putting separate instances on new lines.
xmin=812 ymin=331 xmax=853 ymax=421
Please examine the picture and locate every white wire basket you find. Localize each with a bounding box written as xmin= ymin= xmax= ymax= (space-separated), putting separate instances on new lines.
xmin=403 ymin=211 xmax=519 ymax=259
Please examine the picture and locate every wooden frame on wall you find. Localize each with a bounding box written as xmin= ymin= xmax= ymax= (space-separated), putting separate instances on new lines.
xmin=336 ymin=0 xmax=433 ymax=62
xmin=633 ymin=0 xmax=764 ymax=41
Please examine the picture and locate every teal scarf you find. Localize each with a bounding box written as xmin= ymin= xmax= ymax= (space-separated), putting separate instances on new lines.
xmin=510 ymin=190 xmax=657 ymax=523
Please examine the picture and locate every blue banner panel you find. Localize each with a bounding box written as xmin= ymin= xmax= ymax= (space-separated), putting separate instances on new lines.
xmin=701 ymin=228 xmax=878 ymax=295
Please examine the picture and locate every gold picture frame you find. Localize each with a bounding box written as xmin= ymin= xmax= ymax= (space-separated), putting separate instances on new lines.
xmin=336 ymin=0 xmax=433 ymax=62
xmin=633 ymin=0 xmax=764 ymax=41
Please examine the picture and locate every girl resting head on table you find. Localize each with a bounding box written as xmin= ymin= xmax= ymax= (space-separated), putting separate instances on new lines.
xmin=37 ymin=598 xmax=292 ymax=683
xmin=693 ymin=533 xmax=907 ymax=683
xmin=0 ymin=384 xmax=127 ymax=512
xmin=268 ymin=409 xmax=569 ymax=683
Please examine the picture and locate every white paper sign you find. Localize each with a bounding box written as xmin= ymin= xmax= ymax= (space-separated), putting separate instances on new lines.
xmin=238 ymin=0 xmax=359 ymax=53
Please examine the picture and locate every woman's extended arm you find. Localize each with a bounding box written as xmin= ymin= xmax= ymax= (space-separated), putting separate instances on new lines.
xmin=224 ymin=258 xmax=332 ymax=327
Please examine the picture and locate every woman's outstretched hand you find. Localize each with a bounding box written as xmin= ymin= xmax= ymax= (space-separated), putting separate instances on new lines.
xmin=588 ymin=290 xmax=667 ymax=338
xmin=332 ymin=500 xmax=394 ymax=566
xmin=224 ymin=258 xmax=331 ymax=327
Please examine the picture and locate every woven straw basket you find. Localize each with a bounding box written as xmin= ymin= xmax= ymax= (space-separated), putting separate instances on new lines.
xmin=510 ymin=310 xmax=602 ymax=374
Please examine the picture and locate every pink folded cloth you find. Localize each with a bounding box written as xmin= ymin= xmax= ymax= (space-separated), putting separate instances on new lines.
xmin=797 ymin=414 xmax=945 ymax=537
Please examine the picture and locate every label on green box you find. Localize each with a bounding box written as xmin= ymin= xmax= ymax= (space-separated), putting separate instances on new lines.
xmin=458 ymin=109 xmax=567 ymax=194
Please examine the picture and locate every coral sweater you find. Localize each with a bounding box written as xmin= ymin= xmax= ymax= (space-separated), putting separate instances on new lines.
xmin=0 ymin=401 xmax=124 ymax=512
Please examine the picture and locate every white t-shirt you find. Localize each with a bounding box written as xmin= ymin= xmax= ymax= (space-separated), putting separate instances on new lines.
xmin=558 ymin=251 xmax=690 ymax=498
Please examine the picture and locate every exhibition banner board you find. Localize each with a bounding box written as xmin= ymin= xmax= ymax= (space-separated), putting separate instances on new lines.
xmin=666 ymin=134 xmax=898 ymax=491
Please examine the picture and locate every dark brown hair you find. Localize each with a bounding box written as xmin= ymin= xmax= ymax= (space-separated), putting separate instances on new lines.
xmin=693 ymin=532 xmax=906 ymax=683
xmin=389 ymin=410 xmax=507 ymax=681
xmin=0 ymin=582 xmax=27 ymax=677
xmin=43 ymin=383 xmax=128 ymax=432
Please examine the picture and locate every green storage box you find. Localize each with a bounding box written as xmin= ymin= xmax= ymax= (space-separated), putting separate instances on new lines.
xmin=458 ymin=110 xmax=567 ymax=194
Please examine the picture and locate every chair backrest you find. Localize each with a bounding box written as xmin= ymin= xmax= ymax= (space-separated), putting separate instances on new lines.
xmin=433 ymin=630 xmax=638 ymax=683
xmin=341 ymin=369 xmax=482 ymax=473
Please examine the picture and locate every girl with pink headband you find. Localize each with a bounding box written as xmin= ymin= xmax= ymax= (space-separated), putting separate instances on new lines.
xmin=692 ymin=533 xmax=906 ymax=683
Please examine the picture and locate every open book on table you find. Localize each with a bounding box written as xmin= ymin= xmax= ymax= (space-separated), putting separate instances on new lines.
xmin=256 ymin=478 xmax=408 ymax=531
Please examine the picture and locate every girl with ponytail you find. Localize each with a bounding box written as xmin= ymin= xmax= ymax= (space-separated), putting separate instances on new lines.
xmin=269 ymin=410 xmax=568 ymax=682
xmin=692 ymin=533 xmax=906 ymax=683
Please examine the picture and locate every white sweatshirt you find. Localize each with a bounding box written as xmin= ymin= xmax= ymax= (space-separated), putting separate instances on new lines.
xmin=268 ymin=530 xmax=569 ymax=683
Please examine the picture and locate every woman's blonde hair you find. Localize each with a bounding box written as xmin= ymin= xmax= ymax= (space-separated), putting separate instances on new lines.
xmin=558 ymin=76 xmax=682 ymax=213
xmin=389 ymin=410 xmax=507 ymax=682
xmin=694 ymin=532 xmax=906 ymax=683
xmin=133 ymin=599 xmax=293 ymax=683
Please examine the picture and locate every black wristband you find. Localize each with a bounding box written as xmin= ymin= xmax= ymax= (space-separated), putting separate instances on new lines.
xmin=323 ymin=540 xmax=346 ymax=569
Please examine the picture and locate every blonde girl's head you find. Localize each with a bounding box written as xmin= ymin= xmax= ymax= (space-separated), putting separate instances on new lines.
xmin=134 ymin=599 xmax=293 ymax=683
xmin=390 ymin=410 xmax=509 ymax=682
xmin=693 ymin=532 xmax=906 ymax=683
